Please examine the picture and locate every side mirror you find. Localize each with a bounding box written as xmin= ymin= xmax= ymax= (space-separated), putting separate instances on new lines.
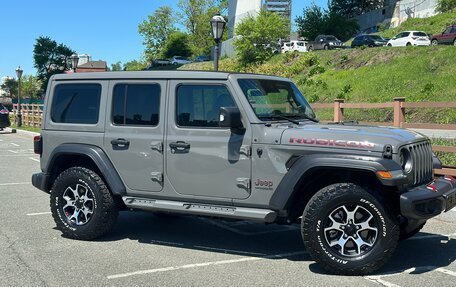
xmin=219 ymin=107 xmax=244 ymax=132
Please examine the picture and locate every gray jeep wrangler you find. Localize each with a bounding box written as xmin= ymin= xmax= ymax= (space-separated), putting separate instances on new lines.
xmin=32 ymin=71 xmax=455 ymax=275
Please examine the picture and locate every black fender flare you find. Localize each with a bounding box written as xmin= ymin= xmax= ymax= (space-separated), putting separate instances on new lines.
xmin=269 ymin=154 xmax=404 ymax=211
xmin=46 ymin=143 xmax=126 ymax=196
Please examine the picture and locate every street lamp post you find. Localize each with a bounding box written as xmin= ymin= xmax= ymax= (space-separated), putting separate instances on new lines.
xmin=15 ymin=66 xmax=23 ymax=127
xmin=210 ymin=13 xmax=226 ymax=72
xmin=70 ymin=53 xmax=79 ymax=73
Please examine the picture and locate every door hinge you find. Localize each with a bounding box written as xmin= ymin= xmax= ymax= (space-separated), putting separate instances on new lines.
xmin=150 ymin=141 xmax=163 ymax=152
xmin=240 ymin=145 xmax=251 ymax=157
xmin=150 ymin=172 xmax=163 ymax=183
xmin=236 ymin=177 xmax=251 ymax=190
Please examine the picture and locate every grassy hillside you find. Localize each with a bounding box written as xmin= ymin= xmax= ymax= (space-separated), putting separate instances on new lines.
xmin=380 ymin=11 xmax=456 ymax=38
xmin=183 ymin=46 xmax=456 ymax=124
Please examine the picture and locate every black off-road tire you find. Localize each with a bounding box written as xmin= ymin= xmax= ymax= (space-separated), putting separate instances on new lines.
xmin=431 ymin=39 xmax=438 ymax=46
xmin=50 ymin=167 xmax=118 ymax=240
xmin=301 ymin=183 xmax=399 ymax=275
xmin=399 ymin=222 xmax=425 ymax=240
xmin=324 ymin=45 xmax=329 ymax=50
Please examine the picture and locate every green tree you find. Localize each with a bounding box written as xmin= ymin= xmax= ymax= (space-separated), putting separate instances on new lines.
xmin=33 ymin=36 xmax=74 ymax=91
xmin=21 ymin=75 xmax=43 ymax=99
xmin=0 ymin=78 xmax=18 ymax=99
xmin=162 ymin=31 xmax=192 ymax=58
xmin=295 ymin=4 xmax=327 ymax=41
xmin=296 ymin=4 xmax=359 ymax=41
xmin=123 ymin=60 xmax=148 ymax=71
xmin=177 ymin=0 xmax=228 ymax=56
xmin=110 ymin=61 xmax=123 ymax=71
xmin=435 ymin=0 xmax=456 ymax=13
xmin=233 ymin=10 xmax=289 ymax=66
xmin=138 ymin=6 xmax=176 ymax=60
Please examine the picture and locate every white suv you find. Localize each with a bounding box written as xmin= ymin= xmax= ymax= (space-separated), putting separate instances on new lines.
xmin=170 ymin=56 xmax=193 ymax=65
xmin=387 ymin=31 xmax=430 ymax=47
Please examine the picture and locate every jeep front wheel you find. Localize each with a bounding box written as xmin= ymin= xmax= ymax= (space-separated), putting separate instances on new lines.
xmin=50 ymin=167 xmax=118 ymax=240
xmin=301 ymin=183 xmax=399 ymax=275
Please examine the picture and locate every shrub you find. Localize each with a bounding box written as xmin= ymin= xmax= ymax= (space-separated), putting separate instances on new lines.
xmin=436 ymin=0 xmax=456 ymax=13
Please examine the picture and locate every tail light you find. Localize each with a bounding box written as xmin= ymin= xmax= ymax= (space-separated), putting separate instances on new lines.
xmin=34 ymin=135 xmax=42 ymax=155
xmin=412 ymin=37 xmax=418 ymax=40
xmin=0 ymin=108 xmax=9 ymax=115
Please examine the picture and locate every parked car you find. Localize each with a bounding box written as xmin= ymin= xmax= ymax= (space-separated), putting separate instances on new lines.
xmin=0 ymin=104 xmax=11 ymax=130
xmin=430 ymin=25 xmax=456 ymax=46
xmin=351 ymin=34 xmax=388 ymax=48
xmin=32 ymin=70 xmax=454 ymax=275
xmin=153 ymin=59 xmax=171 ymax=66
xmin=386 ymin=31 xmax=430 ymax=47
xmin=281 ymin=42 xmax=293 ymax=53
xmin=290 ymin=40 xmax=307 ymax=52
xmin=170 ymin=56 xmax=193 ymax=65
xmin=195 ymin=55 xmax=210 ymax=62
xmin=306 ymin=35 xmax=345 ymax=51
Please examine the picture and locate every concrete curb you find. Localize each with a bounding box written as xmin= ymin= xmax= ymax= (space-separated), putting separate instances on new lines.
xmin=4 ymin=127 xmax=40 ymax=136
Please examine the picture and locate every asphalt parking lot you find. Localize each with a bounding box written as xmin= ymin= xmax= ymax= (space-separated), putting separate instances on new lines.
xmin=1 ymin=130 xmax=456 ymax=287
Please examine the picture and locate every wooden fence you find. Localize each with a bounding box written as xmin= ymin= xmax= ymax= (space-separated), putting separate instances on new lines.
xmin=11 ymin=104 xmax=43 ymax=128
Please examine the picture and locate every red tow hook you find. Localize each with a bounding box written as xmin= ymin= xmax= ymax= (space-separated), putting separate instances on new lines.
xmin=426 ymin=183 xmax=438 ymax=192
xmin=443 ymin=175 xmax=455 ymax=185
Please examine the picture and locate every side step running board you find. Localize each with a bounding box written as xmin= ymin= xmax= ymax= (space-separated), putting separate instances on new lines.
xmin=122 ymin=197 xmax=277 ymax=223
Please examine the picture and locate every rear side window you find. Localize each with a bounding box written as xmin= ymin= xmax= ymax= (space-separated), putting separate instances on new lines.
xmin=176 ymin=85 xmax=235 ymax=128
xmin=51 ymin=84 xmax=101 ymax=124
xmin=413 ymin=32 xmax=427 ymax=37
xmin=112 ymin=84 xmax=160 ymax=126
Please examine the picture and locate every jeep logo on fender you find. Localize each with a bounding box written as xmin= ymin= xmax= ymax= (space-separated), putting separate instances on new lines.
xmin=254 ymin=179 xmax=274 ymax=190
xmin=289 ymin=137 xmax=375 ymax=149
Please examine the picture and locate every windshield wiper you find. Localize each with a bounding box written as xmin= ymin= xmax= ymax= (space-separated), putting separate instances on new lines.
xmin=296 ymin=113 xmax=319 ymax=123
xmin=260 ymin=115 xmax=300 ymax=125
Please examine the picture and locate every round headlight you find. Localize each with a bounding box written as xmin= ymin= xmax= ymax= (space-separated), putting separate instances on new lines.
xmin=400 ymin=148 xmax=412 ymax=173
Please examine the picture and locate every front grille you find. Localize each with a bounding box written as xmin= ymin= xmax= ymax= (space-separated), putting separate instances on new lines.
xmin=407 ymin=141 xmax=433 ymax=186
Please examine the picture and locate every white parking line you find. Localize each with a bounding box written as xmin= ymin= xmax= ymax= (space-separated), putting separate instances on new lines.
xmin=107 ymin=250 xmax=307 ymax=279
xmin=7 ymin=150 xmax=18 ymax=153
xmin=435 ymin=267 xmax=456 ymax=277
xmin=364 ymin=265 xmax=456 ymax=287
xmin=0 ymin=182 xmax=30 ymax=186
xmin=29 ymin=157 xmax=40 ymax=162
xmin=10 ymin=143 xmax=19 ymax=147
xmin=194 ymin=245 xmax=266 ymax=256
xmin=26 ymin=212 xmax=52 ymax=216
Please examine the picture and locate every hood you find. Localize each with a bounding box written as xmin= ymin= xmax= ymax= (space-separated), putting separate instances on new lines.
xmin=281 ymin=123 xmax=428 ymax=153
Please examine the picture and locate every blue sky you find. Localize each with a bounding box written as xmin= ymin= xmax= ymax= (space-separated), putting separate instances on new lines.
xmin=0 ymin=0 xmax=325 ymax=78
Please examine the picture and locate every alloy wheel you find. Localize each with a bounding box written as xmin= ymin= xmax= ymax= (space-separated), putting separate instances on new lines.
xmin=62 ymin=184 xmax=94 ymax=225
xmin=323 ymin=204 xmax=378 ymax=257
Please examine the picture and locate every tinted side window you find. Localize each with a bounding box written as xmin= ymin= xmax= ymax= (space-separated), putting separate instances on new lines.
xmin=113 ymin=84 xmax=160 ymax=126
xmin=176 ymin=85 xmax=235 ymax=127
xmin=51 ymin=84 xmax=101 ymax=124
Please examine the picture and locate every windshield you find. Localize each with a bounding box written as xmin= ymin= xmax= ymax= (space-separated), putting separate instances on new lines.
xmin=237 ymin=79 xmax=317 ymax=122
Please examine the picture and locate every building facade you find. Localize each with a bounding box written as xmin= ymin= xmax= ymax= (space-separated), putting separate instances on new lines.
xmin=354 ymin=0 xmax=438 ymax=33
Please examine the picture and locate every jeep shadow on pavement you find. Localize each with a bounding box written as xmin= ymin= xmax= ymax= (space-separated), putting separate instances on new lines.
xmin=32 ymin=71 xmax=456 ymax=275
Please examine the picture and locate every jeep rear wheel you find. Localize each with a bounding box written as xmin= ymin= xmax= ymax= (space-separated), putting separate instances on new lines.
xmin=301 ymin=183 xmax=399 ymax=275
xmin=50 ymin=167 xmax=118 ymax=240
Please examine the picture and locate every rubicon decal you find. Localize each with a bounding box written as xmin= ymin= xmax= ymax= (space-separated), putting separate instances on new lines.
xmin=289 ymin=137 xmax=375 ymax=149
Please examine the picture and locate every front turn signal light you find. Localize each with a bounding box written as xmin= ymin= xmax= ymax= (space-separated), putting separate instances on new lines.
xmin=376 ymin=171 xmax=393 ymax=179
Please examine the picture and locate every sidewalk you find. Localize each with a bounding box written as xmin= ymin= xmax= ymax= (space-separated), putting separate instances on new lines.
xmin=411 ymin=129 xmax=456 ymax=139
